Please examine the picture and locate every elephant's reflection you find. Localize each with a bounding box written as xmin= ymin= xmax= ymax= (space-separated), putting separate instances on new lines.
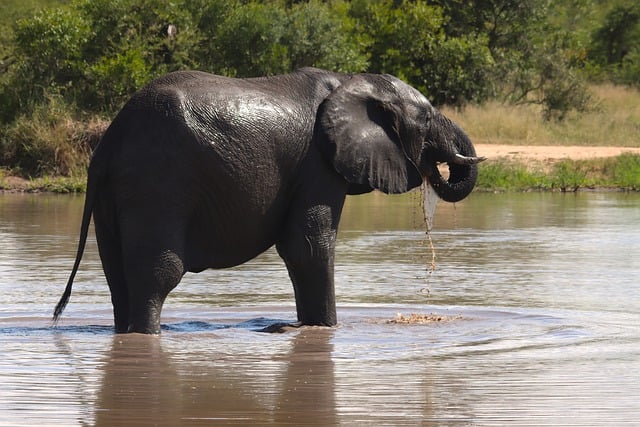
xmin=93 ymin=334 xmax=181 ymax=425
xmin=93 ymin=328 xmax=336 ymax=425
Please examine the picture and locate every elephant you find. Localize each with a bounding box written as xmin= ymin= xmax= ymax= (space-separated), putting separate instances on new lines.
xmin=53 ymin=67 xmax=484 ymax=334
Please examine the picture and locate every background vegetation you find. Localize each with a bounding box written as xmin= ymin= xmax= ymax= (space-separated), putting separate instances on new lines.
xmin=1 ymin=0 xmax=639 ymax=186
xmin=475 ymin=153 xmax=640 ymax=192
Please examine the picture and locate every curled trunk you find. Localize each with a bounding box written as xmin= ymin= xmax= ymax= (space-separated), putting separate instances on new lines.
xmin=420 ymin=114 xmax=484 ymax=203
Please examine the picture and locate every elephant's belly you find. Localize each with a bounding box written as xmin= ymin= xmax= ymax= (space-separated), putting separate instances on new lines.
xmin=186 ymin=242 xmax=274 ymax=271
xmin=183 ymin=216 xmax=279 ymax=271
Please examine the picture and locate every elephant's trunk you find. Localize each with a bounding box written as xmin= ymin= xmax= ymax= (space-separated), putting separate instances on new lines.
xmin=420 ymin=114 xmax=485 ymax=203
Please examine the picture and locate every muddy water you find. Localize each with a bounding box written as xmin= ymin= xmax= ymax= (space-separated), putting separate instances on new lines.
xmin=0 ymin=192 xmax=638 ymax=425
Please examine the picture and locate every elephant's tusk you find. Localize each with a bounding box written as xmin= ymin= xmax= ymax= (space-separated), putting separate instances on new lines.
xmin=453 ymin=153 xmax=487 ymax=165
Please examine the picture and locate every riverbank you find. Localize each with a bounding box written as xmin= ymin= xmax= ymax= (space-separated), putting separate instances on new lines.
xmin=475 ymin=144 xmax=640 ymax=162
xmin=474 ymin=145 xmax=640 ymax=192
xmin=0 ymin=173 xmax=85 ymax=193
xmin=1 ymin=145 xmax=639 ymax=193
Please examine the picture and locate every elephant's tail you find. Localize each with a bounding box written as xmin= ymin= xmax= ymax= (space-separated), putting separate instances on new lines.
xmin=53 ymin=162 xmax=101 ymax=322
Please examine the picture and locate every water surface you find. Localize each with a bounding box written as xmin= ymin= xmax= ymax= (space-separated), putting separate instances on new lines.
xmin=1 ymin=191 xmax=638 ymax=425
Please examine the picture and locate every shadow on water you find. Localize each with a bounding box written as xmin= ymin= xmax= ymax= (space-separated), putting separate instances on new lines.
xmin=163 ymin=317 xmax=294 ymax=333
xmin=0 ymin=317 xmax=295 ymax=336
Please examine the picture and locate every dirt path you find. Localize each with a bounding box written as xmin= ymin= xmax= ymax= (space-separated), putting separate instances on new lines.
xmin=475 ymin=144 xmax=640 ymax=162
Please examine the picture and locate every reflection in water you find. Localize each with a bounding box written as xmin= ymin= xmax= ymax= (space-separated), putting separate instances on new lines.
xmin=94 ymin=335 xmax=181 ymax=426
xmin=1 ymin=192 xmax=639 ymax=425
xmin=93 ymin=328 xmax=336 ymax=426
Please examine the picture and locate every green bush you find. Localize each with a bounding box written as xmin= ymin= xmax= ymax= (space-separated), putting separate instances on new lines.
xmin=5 ymin=0 xmax=201 ymax=118
xmin=2 ymin=0 xmax=640 ymax=179
xmin=7 ymin=8 xmax=91 ymax=120
xmin=201 ymin=0 xmax=368 ymax=77
xmin=476 ymin=160 xmax=549 ymax=192
xmin=475 ymin=154 xmax=640 ymax=193
xmin=607 ymin=153 xmax=640 ymax=189
xmin=588 ymin=3 xmax=640 ymax=87
xmin=285 ymin=0 xmax=368 ymax=73
xmin=86 ymin=47 xmax=152 ymax=112
xmin=550 ymin=161 xmax=589 ymax=192
xmin=213 ymin=2 xmax=290 ymax=77
xmin=356 ymin=0 xmax=493 ymax=106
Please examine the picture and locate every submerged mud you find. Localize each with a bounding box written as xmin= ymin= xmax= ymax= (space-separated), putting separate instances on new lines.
xmin=386 ymin=312 xmax=463 ymax=324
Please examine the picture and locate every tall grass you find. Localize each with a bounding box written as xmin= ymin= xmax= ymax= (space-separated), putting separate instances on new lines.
xmin=0 ymin=97 xmax=107 ymax=177
xmin=443 ymin=84 xmax=640 ymax=147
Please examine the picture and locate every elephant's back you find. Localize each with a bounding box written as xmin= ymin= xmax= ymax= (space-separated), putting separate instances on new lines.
xmin=96 ymin=72 xmax=307 ymax=269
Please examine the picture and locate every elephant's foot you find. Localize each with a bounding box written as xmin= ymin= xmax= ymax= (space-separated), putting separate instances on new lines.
xmin=125 ymin=299 xmax=164 ymax=334
xmin=259 ymin=321 xmax=335 ymax=333
xmin=112 ymin=301 xmax=162 ymax=334
xmin=259 ymin=322 xmax=303 ymax=333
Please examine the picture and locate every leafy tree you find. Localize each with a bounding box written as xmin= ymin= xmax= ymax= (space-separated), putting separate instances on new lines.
xmin=210 ymin=2 xmax=290 ymax=77
xmin=3 ymin=0 xmax=201 ymax=118
xmin=199 ymin=0 xmax=367 ymax=77
xmin=284 ymin=0 xmax=368 ymax=73
xmin=9 ymin=8 xmax=92 ymax=116
xmin=589 ymin=4 xmax=640 ymax=67
xmin=353 ymin=0 xmax=493 ymax=106
xmin=433 ymin=0 xmax=591 ymax=118
xmin=77 ymin=0 xmax=201 ymax=111
xmin=588 ymin=3 xmax=640 ymax=85
xmin=0 ymin=0 xmax=624 ymax=128
xmin=618 ymin=49 xmax=640 ymax=85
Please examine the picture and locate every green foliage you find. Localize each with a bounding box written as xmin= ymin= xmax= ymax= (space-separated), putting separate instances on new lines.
xmin=77 ymin=0 xmax=200 ymax=111
xmin=7 ymin=8 xmax=92 ymax=119
xmin=285 ymin=0 xmax=368 ymax=73
xmin=586 ymin=2 xmax=640 ymax=86
xmin=1 ymin=0 xmax=640 ymax=178
xmin=200 ymin=0 xmax=368 ymax=77
xmin=30 ymin=175 xmax=88 ymax=193
xmin=551 ymin=161 xmax=589 ymax=192
xmin=535 ymin=34 xmax=592 ymax=121
xmin=0 ymin=0 xmax=66 ymax=60
xmin=4 ymin=0 xmax=630 ymax=121
xmin=87 ymin=47 xmax=152 ymax=112
xmin=355 ymin=0 xmax=493 ymax=106
xmin=589 ymin=4 xmax=640 ymax=67
xmin=212 ymin=2 xmax=289 ymax=77
xmin=3 ymin=0 xmax=201 ymax=118
xmin=476 ymin=161 xmax=549 ymax=192
xmin=605 ymin=153 xmax=640 ymax=189
xmin=477 ymin=154 xmax=640 ymax=193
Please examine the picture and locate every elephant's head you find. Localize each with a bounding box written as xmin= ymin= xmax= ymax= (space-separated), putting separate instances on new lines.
xmin=317 ymin=73 xmax=485 ymax=202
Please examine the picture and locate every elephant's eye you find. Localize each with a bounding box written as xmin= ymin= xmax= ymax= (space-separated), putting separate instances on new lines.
xmin=423 ymin=107 xmax=433 ymax=122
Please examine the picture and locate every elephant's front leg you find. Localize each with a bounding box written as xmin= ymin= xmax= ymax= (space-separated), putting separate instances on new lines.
xmin=277 ymin=203 xmax=343 ymax=326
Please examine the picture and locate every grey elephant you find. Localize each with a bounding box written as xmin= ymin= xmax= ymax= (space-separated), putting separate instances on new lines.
xmin=54 ymin=67 xmax=484 ymax=334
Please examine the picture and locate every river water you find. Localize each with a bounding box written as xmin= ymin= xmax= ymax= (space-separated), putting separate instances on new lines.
xmin=0 ymin=191 xmax=638 ymax=426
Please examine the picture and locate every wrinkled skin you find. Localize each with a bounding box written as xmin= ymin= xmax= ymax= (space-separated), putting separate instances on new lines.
xmin=54 ymin=68 xmax=484 ymax=334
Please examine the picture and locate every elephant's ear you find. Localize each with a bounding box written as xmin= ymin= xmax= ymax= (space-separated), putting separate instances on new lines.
xmin=316 ymin=75 xmax=423 ymax=194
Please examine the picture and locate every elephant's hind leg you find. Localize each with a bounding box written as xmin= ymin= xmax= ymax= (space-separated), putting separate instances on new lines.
xmin=122 ymin=245 xmax=185 ymax=334
xmin=94 ymin=218 xmax=130 ymax=333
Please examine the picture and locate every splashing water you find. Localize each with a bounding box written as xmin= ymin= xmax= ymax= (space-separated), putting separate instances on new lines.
xmin=421 ymin=180 xmax=439 ymax=232
xmin=419 ymin=180 xmax=439 ymax=296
